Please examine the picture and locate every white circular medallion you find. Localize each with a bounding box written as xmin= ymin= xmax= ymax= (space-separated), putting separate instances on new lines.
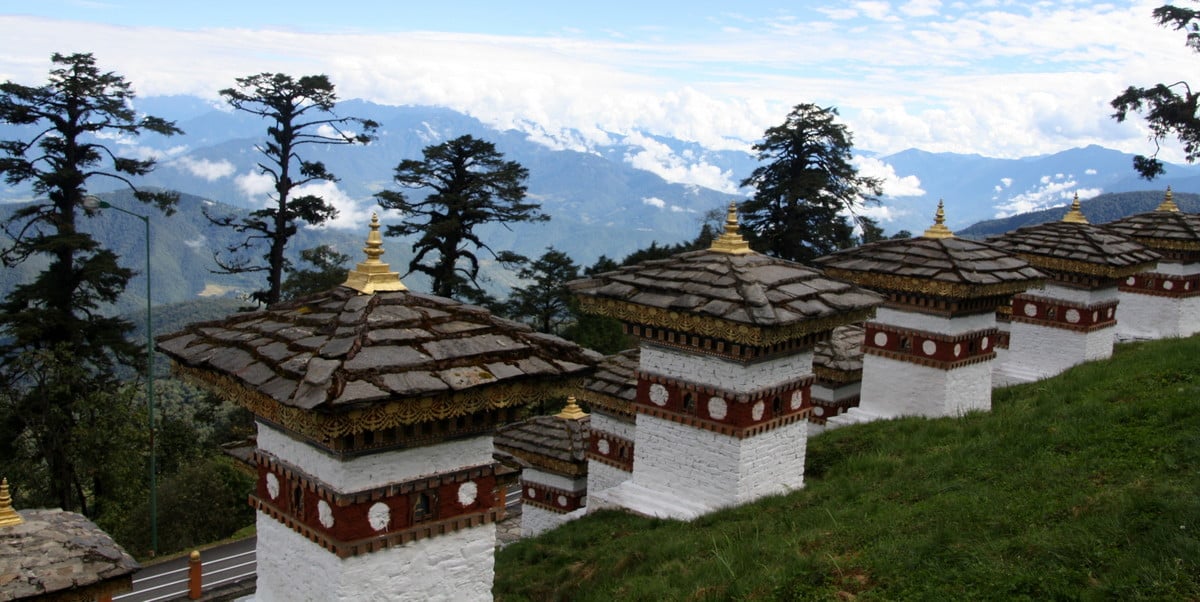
xmin=1126 ymin=276 xmax=1136 ymax=286
xmin=1023 ymin=302 xmax=1038 ymax=317
xmin=1065 ymin=309 xmax=1080 ymax=324
xmin=873 ymin=332 xmax=888 ymax=346
xmin=1187 ymin=282 xmax=1193 ymax=291
xmin=708 ymin=396 xmax=728 ymax=420
xmin=265 ymin=473 xmax=279 ymax=500
xmin=1108 ymin=308 xmax=1114 ymax=318
xmin=648 ymin=384 xmax=668 ymax=406
xmin=1164 ymin=280 xmax=1175 ymax=291
xmin=981 ymin=336 xmax=989 ymax=350
xmin=318 ymin=500 xmax=334 ymax=529
xmin=1092 ymin=311 xmax=1099 ymax=322
xmin=813 ymin=406 xmax=825 ymax=417
xmin=457 ymin=481 xmax=478 ymax=507
xmin=922 ymin=340 xmax=937 ymax=356
xmin=597 ymin=438 xmax=610 ymax=455
xmin=527 ymin=487 xmax=536 ymax=498
xmin=368 ymin=502 xmax=390 ymax=532
xmin=557 ymin=495 xmax=568 ymax=507
xmin=752 ymin=401 xmax=765 ymax=420
xmin=953 ymin=343 xmax=962 ymax=357
xmin=790 ymin=390 xmax=803 ymax=410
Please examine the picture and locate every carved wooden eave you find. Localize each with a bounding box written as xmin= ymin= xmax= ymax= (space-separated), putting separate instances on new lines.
xmin=1006 ymin=252 xmax=1157 ymax=280
xmin=818 ymin=267 xmax=1040 ymax=300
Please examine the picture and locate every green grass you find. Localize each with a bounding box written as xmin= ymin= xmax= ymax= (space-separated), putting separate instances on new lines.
xmin=494 ymin=337 xmax=1200 ymax=601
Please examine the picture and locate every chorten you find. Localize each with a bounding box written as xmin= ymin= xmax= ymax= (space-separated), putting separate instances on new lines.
xmin=569 ymin=203 xmax=882 ymax=519
xmin=988 ymin=194 xmax=1159 ymax=384
xmin=576 ymin=349 xmax=639 ymax=498
xmin=157 ymin=214 xmax=599 ymax=602
xmin=1105 ymin=188 xmax=1200 ymax=339
xmin=816 ymin=201 xmax=1042 ymax=424
xmin=494 ymin=397 xmax=590 ymax=537
xmin=808 ymin=324 xmax=865 ymax=433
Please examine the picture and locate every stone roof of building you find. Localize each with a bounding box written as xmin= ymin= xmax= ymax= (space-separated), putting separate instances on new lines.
xmin=1105 ymin=189 xmax=1200 ymax=252
xmin=814 ymin=324 xmax=864 ymax=376
xmin=578 ymin=348 xmax=639 ymax=418
xmin=568 ymin=205 xmax=882 ymax=347
xmin=815 ymin=202 xmax=1043 ymax=299
xmin=494 ymin=402 xmax=590 ymax=478
xmin=987 ymin=196 xmax=1160 ymax=279
xmin=157 ymin=286 xmax=601 ymax=414
xmin=0 ymin=508 xmax=138 ymax=601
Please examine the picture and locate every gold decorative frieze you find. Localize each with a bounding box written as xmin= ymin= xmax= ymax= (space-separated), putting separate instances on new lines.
xmin=821 ymin=267 xmax=1037 ymax=300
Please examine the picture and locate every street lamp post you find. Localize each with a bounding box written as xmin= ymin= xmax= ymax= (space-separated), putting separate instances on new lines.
xmin=84 ymin=196 xmax=157 ymax=556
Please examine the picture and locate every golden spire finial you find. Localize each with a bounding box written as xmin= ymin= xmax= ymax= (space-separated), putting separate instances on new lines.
xmin=922 ymin=200 xmax=954 ymax=239
xmin=0 ymin=478 xmax=24 ymax=528
xmin=709 ymin=201 xmax=754 ymax=255
xmin=1062 ymin=192 xmax=1089 ymax=224
xmin=555 ymin=396 xmax=588 ymax=420
xmin=343 ymin=213 xmax=407 ymax=294
xmin=1156 ymin=186 xmax=1180 ymax=212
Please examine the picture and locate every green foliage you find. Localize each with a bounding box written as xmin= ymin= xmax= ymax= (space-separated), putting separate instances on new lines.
xmin=376 ymin=134 xmax=546 ymax=300
xmin=503 ymin=247 xmax=579 ymax=335
xmin=740 ymin=103 xmax=882 ymax=263
xmin=207 ymin=72 xmax=378 ymax=306
xmin=0 ymin=53 xmax=180 ymax=513
xmin=496 ymin=336 xmax=1200 ymax=600
xmin=1112 ymin=2 xmax=1200 ymax=178
xmin=281 ymin=244 xmax=350 ymax=301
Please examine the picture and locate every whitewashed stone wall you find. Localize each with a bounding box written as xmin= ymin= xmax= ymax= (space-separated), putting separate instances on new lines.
xmin=522 ymin=468 xmax=586 ymax=494
xmin=589 ymin=412 xmax=635 ymax=441
xmin=1004 ymin=317 xmax=1114 ymax=383
xmin=855 ymin=354 xmax=992 ymax=419
xmin=254 ymin=512 xmax=496 ymax=602
xmin=640 ymin=345 xmax=813 ymax=394
xmin=1117 ymin=262 xmax=1200 ymax=339
xmin=874 ymin=307 xmax=995 ymax=335
xmin=1036 ymin=283 xmax=1120 ymax=305
xmin=629 ymin=414 xmax=806 ymax=511
xmin=587 ymin=460 xmax=631 ymax=496
xmin=521 ymin=504 xmax=571 ymax=537
xmin=256 ymin=422 xmax=494 ymax=493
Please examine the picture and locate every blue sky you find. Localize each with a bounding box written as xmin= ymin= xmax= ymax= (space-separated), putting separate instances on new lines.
xmin=0 ymin=0 xmax=1191 ymax=197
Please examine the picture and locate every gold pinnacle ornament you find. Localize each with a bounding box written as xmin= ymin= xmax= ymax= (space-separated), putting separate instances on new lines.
xmin=0 ymin=478 xmax=24 ymax=528
xmin=343 ymin=213 xmax=407 ymax=294
xmin=922 ymin=200 xmax=954 ymax=239
xmin=1062 ymin=192 xmax=1089 ymax=224
xmin=1156 ymin=186 xmax=1180 ymax=212
xmin=555 ymin=396 xmax=588 ymax=420
xmin=709 ymin=202 xmax=754 ymax=255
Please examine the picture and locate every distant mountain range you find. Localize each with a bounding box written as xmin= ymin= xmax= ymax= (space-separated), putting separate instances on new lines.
xmin=956 ymin=190 xmax=1200 ymax=238
xmin=2 ymin=96 xmax=1199 ymax=313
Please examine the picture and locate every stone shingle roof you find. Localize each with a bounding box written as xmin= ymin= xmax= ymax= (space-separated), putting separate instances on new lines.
xmin=156 ymin=286 xmax=601 ymax=413
xmin=569 ymin=250 xmax=882 ymax=346
xmin=0 ymin=509 xmax=138 ymax=601
xmin=578 ymin=348 xmax=639 ymax=418
xmin=988 ymin=221 xmax=1159 ymax=279
xmin=814 ymin=324 xmax=864 ymax=376
xmin=815 ymin=236 xmax=1043 ymax=298
xmin=1105 ymin=202 xmax=1200 ymax=253
xmin=494 ymin=413 xmax=590 ymax=477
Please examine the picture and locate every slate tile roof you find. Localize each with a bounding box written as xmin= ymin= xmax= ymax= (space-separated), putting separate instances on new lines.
xmin=988 ymin=222 xmax=1160 ymax=278
xmin=568 ymin=249 xmax=883 ymax=340
xmin=814 ymin=324 xmax=864 ymax=375
xmin=494 ymin=413 xmax=590 ymax=476
xmin=815 ymin=236 xmax=1043 ymax=298
xmin=1105 ymin=206 xmax=1200 ymax=252
xmin=578 ymin=348 xmax=639 ymax=417
xmin=0 ymin=509 xmax=138 ymax=601
xmin=156 ymin=286 xmax=601 ymax=412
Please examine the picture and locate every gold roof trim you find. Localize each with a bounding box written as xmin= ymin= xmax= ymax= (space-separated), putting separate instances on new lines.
xmin=576 ymin=295 xmax=875 ymax=347
xmin=343 ymin=213 xmax=407 ymax=294
xmin=922 ymin=200 xmax=954 ymax=239
xmin=173 ymin=363 xmax=583 ymax=449
xmin=820 ymin=267 xmax=1040 ymax=300
xmin=0 ymin=478 xmax=23 ymax=528
xmin=709 ymin=202 xmax=754 ymax=255
xmin=1014 ymin=252 xmax=1155 ymax=280
xmin=1062 ymin=193 xmax=1089 ymax=224
xmin=1157 ymin=186 xmax=1180 ymax=212
xmin=555 ymin=396 xmax=588 ymax=420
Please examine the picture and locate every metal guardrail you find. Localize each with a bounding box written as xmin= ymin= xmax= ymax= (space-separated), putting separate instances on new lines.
xmin=113 ymin=549 xmax=256 ymax=602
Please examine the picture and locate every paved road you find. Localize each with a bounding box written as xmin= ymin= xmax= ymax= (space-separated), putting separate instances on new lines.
xmin=113 ymin=537 xmax=256 ymax=602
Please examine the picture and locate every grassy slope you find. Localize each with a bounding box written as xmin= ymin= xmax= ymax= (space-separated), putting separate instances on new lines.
xmin=495 ymin=337 xmax=1200 ymax=601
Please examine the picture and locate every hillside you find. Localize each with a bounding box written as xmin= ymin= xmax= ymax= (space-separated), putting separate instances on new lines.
xmin=956 ymin=190 xmax=1200 ymax=239
xmin=494 ymin=336 xmax=1200 ymax=600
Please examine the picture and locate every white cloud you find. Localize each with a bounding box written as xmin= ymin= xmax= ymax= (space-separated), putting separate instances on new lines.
xmin=900 ymin=0 xmax=942 ymax=17
xmin=854 ymin=157 xmax=925 ymax=197
xmin=1085 ymin=168 xmax=1097 ymax=175
xmin=642 ymin=196 xmax=666 ymax=209
xmin=174 ymin=156 xmax=235 ymax=181
xmin=993 ymin=178 xmax=1101 ymax=218
xmin=622 ymin=132 xmax=739 ymax=193
xmin=235 ymin=171 xmax=275 ymax=202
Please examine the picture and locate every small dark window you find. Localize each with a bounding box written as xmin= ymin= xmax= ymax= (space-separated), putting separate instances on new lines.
xmin=900 ymin=336 xmax=912 ymax=351
xmin=291 ymin=485 xmax=304 ymax=517
xmin=413 ymin=492 xmax=437 ymax=523
xmin=772 ymin=396 xmax=782 ymax=416
xmin=683 ymin=393 xmax=695 ymax=412
xmin=618 ymin=445 xmax=628 ymax=460
xmin=1047 ymin=307 xmax=1057 ymax=319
